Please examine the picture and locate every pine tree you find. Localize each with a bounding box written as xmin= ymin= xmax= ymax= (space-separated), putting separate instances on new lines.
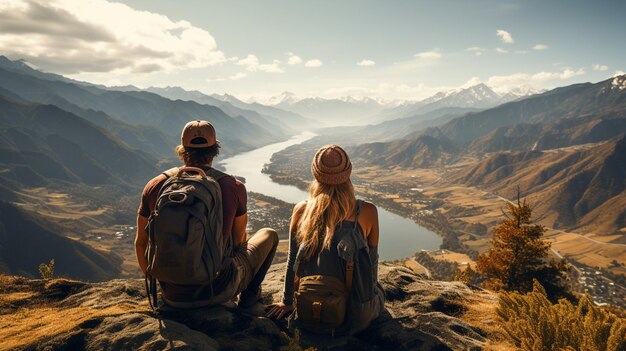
xmin=476 ymin=191 xmax=570 ymax=301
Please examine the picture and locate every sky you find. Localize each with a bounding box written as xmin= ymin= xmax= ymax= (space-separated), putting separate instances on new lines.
xmin=0 ymin=0 xmax=624 ymax=102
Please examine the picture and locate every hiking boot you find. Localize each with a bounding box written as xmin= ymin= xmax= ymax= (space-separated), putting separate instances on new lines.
xmin=238 ymin=287 xmax=262 ymax=309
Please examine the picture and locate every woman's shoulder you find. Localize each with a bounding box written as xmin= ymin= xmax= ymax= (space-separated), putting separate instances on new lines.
xmin=293 ymin=200 xmax=307 ymax=215
xmin=358 ymin=200 xmax=378 ymax=216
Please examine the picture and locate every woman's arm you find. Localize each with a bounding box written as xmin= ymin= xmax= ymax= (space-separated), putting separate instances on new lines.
xmin=359 ymin=201 xmax=379 ymax=246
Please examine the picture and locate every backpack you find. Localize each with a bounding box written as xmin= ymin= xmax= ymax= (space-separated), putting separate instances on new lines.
xmin=144 ymin=166 xmax=230 ymax=308
xmin=291 ymin=201 xmax=361 ymax=336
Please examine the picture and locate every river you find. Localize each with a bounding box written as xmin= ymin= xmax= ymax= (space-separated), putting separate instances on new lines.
xmin=221 ymin=132 xmax=442 ymax=260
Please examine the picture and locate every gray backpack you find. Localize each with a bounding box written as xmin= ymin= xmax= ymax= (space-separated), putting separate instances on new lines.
xmin=145 ymin=166 xmax=230 ymax=307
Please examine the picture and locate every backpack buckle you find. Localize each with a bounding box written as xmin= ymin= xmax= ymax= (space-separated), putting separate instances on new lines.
xmin=312 ymin=301 xmax=322 ymax=322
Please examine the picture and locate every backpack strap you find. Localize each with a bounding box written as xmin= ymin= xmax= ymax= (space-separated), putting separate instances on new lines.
xmin=162 ymin=166 xmax=230 ymax=182
xmin=345 ymin=200 xmax=362 ymax=293
xmin=162 ymin=167 xmax=179 ymax=178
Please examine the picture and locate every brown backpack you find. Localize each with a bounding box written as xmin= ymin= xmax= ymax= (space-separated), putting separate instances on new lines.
xmin=291 ymin=202 xmax=360 ymax=335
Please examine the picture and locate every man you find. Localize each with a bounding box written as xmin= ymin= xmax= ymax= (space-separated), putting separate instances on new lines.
xmin=135 ymin=120 xmax=278 ymax=308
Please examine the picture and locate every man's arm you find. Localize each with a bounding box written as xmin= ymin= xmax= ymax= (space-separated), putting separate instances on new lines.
xmin=135 ymin=215 xmax=149 ymax=274
xmin=232 ymin=212 xmax=248 ymax=248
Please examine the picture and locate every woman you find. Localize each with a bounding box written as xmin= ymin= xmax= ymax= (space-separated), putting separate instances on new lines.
xmin=266 ymin=144 xmax=384 ymax=334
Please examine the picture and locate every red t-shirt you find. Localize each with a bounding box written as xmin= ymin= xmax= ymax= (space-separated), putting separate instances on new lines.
xmin=138 ymin=167 xmax=247 ymax=302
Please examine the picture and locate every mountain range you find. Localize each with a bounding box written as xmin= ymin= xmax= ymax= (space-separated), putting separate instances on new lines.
xmin=257 ymin=84 xmax=539 ymax=127
xmin=350 ymin=75 xmax=626 ymax=234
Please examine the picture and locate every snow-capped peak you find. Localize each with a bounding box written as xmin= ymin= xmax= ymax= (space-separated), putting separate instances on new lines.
xmin=611 ymin=75 xmax=626 ymax=91
xmin=263 ymin=91 xmax=299 ymax=105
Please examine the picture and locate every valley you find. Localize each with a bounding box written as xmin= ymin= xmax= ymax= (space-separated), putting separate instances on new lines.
xmin=263 ymin=138 xmax=626 ymax=308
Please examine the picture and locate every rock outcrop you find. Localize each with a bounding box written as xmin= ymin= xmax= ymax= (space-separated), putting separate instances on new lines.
xmin=0 ymin=263 xmax=491 ymax=351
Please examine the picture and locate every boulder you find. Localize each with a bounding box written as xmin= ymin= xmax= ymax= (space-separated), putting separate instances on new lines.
xmin=3 ymin=263 xmax=488 ymax=350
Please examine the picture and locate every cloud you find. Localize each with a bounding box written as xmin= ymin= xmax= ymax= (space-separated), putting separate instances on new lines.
xmin=236 ymin=54 xmax=283 ymax=73
xmin=592 ymin=64 xmax=608 ymax=71
xmin=286 ymin=52 xmax=302 ymax=65
xmin=485 ymin=68 xmax=585 ymax=91
xmin=229 ymin=72 xmax=247 ymax=80
xmin=467 ymin=47 xmax=485 ymax=56
xmin=414 ymin=51 xmax=441 ymax=60
xmin=0 ymin=0 xmax=226 ymax=74
xmin=304 ymin=59 xmax=323 ymax=68
xmin=496 ymin=29 xmax=514 ymax=44
xmin=206 ymin=76 xmax=225 ymax=82
xmin=495 ymin=47 xmax=508 ymax=54
xmin=357 ymin=59 xmax=376 ymax=66
xmin=613 ymin=70 xmax=625 ymax=77
xmin=533 ymin=44 xmax=549 ymax=50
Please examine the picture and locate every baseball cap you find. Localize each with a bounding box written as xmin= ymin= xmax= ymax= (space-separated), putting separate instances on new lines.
xmin=181 ymin=120 xmax=217 ymax=148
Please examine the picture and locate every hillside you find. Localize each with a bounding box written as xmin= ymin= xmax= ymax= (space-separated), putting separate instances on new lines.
xmin=351 ymin=134 xmax=459 ymax=168
xmin=0 ymin=56 xmax=288 ymax=156
xmin=0 ymin=263 xmax=498 ymax=351
xmin=0 ymin=95 xmax=158 ymax=188
xmin=0 ymin=202 xmax=122 ymax=281
xmin=451 ymin=134 xmax=626 ymax=234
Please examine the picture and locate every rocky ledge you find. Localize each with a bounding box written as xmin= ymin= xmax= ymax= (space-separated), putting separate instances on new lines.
xmin=0 ymin=263 xmax=494 ymax=351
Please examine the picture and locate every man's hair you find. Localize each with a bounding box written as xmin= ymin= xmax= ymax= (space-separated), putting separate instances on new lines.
xmin=175 ymin=142 xmax=221 ymax=166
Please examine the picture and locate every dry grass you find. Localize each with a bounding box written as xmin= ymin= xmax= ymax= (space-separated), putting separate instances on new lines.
xmin=0 ymin=275 xmax=149 ymax=351
xmin=0 ymin=304 xmax=147 ymax=351
xmin=430 ymin=251 xmax=476 ymax=268
xmin=459 ymin=292 xmax=516 ymax=351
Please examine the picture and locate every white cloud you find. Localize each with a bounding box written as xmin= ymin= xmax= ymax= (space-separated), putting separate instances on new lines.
xmin=592 ymin=64 xmax=608 ymax=71
xmin=304 ymin=59 xmax=323 ymax=68
xmin=236 ymin=54 xmax=283 ymax=73
xmin=462 ymin=77 xmax=482 ymax=87
xmin=414 ymin=51 xmax=442 ymax=60
xmin=496 ymin=29 xmax=514 ymax=44
xmin=0 ymin=0 xmax=225 ymax=74
xmin=229 ymin=72 xmax=247 ymax=80
xmin=206 ymin=76 xmax=225 ymax=82
xmin=533 ymin=44 xmax=549 ymax=50
xmin=495 ymin=47 xmax=508 ymax=54
xmin=357 ymin=59 xmax=376 ymax=66
xmin=485 ymin=68 xmax=585 ymax=91
xmin=286 ymin=52 xmax=302 ymax=65
xmin=467 ymin=47 xmax=486 ymax=56
xmin=613 ymin=70 xmax=625 ymax=77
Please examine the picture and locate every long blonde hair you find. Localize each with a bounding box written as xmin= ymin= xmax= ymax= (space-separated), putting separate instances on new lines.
xmin=296 ymin=179 xmax=356 ymax=260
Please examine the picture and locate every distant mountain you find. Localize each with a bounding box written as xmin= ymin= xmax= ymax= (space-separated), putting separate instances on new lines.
xmin=0 ymin=95 xmax=159 ymax=187
xmin=145 ymin=86 xmax=314 ymax=132
xmin=377 ymin=84 xmax=540 ymax=123
xmin=433 ymin=76 xmax=626 ymax=146
xmin=211 ymin=93 xmax=317 ymax=130
xmin=450 ymin=134 xmax=626 ymax=234
xmin=0 ymin=56 xmax=288 ymax=156
xmin=0 ymin=201 xmax=122 ymax=281
xmin=261 ymin=92 xmax=387 ymax=126
xmin=349 ymin=76 xmax=626 ymax=170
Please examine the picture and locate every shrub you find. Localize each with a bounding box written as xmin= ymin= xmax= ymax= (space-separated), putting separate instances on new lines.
xmin=38 ymin=259 xmax=55 ymax=280
xmin=497 ymin=280 xmax=626 ymax=351
xmin=476 ymin=193 xmax=570 ymax=301
xmin=453 ymin=265 xmax=480 ymax=285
